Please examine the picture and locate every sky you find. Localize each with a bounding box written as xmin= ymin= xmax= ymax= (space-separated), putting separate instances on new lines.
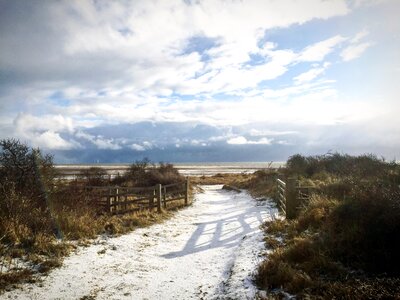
xmin=0 ymin=0 xmax=399 ymax=163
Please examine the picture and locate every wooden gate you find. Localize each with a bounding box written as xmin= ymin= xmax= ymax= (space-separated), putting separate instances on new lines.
xmin=85 ymin=178 xmax=190 ymax=215
xmin=276 ymin=178 xmax=312 ymax=219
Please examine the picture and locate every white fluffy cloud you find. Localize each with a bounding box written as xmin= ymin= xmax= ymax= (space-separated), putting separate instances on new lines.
xmin=10 ymin=114 xmax=79 ymax=150
xmin=294 ymin=68 xmax=325 ymax=84
xmin=340 ymin=42 xmax=372 ymax=61
xmin=75 ymin=131 xmax=121 ymax=150
xmin=340 ymin=29 xmax=372 ymax=61
xmin=298 ymin=35 xmax=347 ymax=62
xmin=130 ymin=144 xmax=145 ymax=151
xmin=14 ymin=113 xmax=74 ymax=134
xmin=31 ymin=131 xmax=79 ymax=150
xmin=0 ymin=0 xmax=350 ymax=98
xmin=227 ymin=136 xmax=273 ymax=145
xmin=1 ymin=0 xmax=397 ymax=159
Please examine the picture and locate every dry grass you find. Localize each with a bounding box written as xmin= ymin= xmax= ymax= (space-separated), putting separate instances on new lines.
xmin=295 ymin=195 xmax=338 ymax=232
xmin=248 ymin=155 xmax=399 ymax=298
xmin=263 ymin=219 xmax=289 ymax=235
xmin=0 ymin=269 xmax=34 ymax=291
xmin=190 ymin=172 xmax=252 ymax=185
xmin=235 ymin=170 xmax=279 ymax=199
xmin=0 ymin=201 xmax=186 ymax=292
xmin=0 ymin=189 xmax=190 ymax=291
xmin=256 ymin=154 xmax=400 ymax=298
xmin=0 ymin=141 xmax=195 ymax=292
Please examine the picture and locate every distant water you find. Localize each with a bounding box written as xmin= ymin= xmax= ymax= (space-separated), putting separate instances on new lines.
xmin=55 ymin=162 xmax=285 ymax=178
xmin=175 ymin=162 xmax=285 ymax=176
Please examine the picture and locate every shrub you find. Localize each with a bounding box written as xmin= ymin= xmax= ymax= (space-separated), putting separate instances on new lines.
xmin=0 ymin=138 xmax=55 ymax=210
xmin=0 ymin=185 xmax=53 ymax=245
xmin=125 ymin=158 xmax=151 ymax=186
xmin=146 ymin=163 xmax=184 ymax=186
xmin=0 ymin=139 xmax=57 ymax=243
xmin=122 ymin=159 xmax=184 ymax=187
xmin=325 ymin=180 xmax=400 ymax=273
xmin=257 ymin=153 xmax=400 ymax=297
xmin=286 ymin=152 xmax=396 ymax=180
xmin=257 ymin=251 xmax=312 ymax=294
xmin=296 ymin=194 xmax=338 ymax=232
xmin=78 ymin=167 xmax=108 ymax=186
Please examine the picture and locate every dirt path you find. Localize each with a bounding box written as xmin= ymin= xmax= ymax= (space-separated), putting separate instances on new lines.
xmin=2 ymin=185 xmax=278 ymax=300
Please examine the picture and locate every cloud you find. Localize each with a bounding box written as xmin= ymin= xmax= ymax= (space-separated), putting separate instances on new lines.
xmin=75 ymin=131 xmax=121 ymax=150
xmin=0 ymin=0 xmax=349 ymax=99
xmin=9 ymin=113 xmax=80 ymax=150
xmin=340 ymin=42 xmax=372 ymax=61
xmin=351 ymin=29 xmax=369 ymax=43
xmin=338 ymin=29 xmax=372 ymax=61
xmin=227 ymin=136 xmax=273 ymax=145
xmin=352 ymin=0 xmax=388 ymax=8
xmin=1 ymin=0 xmax=399 ymax=161
xmin=32 ymin=131 xmax=79 ymax=150
xmin=14 ymin=113 xmax=74 ymax=134
xmin=130 ymin=141 xmax=153 ymax=151
xmin=249 ymin=129 xmax=297 ymax=136
xmin=298 ymin=35 xmax=347 ymax=62
xmin=294 ymin=67 xmax=325 ymax=84
xmin=130 ymin=144 xmax=145 ymax=151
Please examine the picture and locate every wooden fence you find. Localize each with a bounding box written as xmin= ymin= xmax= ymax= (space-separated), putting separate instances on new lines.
xmin=276 ymin=179 xmax=287 ymax=215
xmin=85 ymin=178 xmax=190 ymax=215
xmin=276 ymin=178 xmax=313 ymax=219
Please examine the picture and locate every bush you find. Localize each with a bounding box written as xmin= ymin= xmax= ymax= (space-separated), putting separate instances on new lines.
xmin=325 ymin=180 xmax=400 ymax=273
xmin=146 ymin=163 xmax=184 ymax=186
xmin=122 ymin=159 xmax=184 ymax=187
xmin=0 ymin=185 xmax=52 ymax=245
xmin=257 ymin=153 xmax=400 ymax=297
xmin=0 ymin=138 xmax=55 ymax=210
xmin=78 ymin=167 xmax=108 ymax=186
xmin=125 ymin=158 xmax=151 ymax=186
xmin=286 ymin=152 xmax=396 ymax=180
xmin=0 ymin=139 xmax=57 ymax=243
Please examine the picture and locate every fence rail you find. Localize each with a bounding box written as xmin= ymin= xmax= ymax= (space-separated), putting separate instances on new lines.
xmin=84 ymin=179 xmax=190 ymax=215
xmin=276 ymin=178 xmax=313 ymax=219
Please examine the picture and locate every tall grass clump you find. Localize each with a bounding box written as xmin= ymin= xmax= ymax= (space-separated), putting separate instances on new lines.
xmin=325 ymin=180 xmax=400 ymax=273
xmin=257 ymin=153 xmax=400 ymax=298
xmin=236 ymin=168 xmax=279 ymax=199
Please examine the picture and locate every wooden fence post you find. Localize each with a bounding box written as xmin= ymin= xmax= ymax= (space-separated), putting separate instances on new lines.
xmin=163 ymin=186 xmax=167 ymax=209
xmin=115 ymin=188 xmax=119 ymax=213
xmin=84 ymin=186 xmax=88 ymax=204
xmin=150 ymin=186 xmax=155 ymax=210
xmin=285 ymin=178 xmax=298 ymax=219
xmin=156 ymin=184 xmax=162 ymax=213
xmin=120 ymin=189 xmax=128 ymax=211
xmin=185 ymin=177 xmax=190 ymax=206
xmin=108 ymin=188 xmax=112 ymax=214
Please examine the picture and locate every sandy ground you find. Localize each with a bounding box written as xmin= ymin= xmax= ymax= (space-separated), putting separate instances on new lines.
xmin=2 ymin=185 xmax=278 ymax=300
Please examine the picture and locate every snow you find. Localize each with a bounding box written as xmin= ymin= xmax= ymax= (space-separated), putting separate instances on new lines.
xmin=2 ymin=185 xmax=278 ymax=300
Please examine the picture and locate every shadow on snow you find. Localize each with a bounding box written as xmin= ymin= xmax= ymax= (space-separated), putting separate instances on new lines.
xmin=162 ymin=189 xmax=276 ymax=259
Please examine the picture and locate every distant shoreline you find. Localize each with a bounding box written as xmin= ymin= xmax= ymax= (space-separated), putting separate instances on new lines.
xmin=54 ymin=162 xmax=286 ymax=177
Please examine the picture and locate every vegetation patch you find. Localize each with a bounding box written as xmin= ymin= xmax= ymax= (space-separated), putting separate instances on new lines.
xmin=253 ymin=153 xmax=400 ymax=298
xmin=0 ymin=139 xmax=188 ymax=292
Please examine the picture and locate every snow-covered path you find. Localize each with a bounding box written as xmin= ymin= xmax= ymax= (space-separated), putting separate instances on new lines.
xmin=3 ymin=185 xmax=278 ymax=300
